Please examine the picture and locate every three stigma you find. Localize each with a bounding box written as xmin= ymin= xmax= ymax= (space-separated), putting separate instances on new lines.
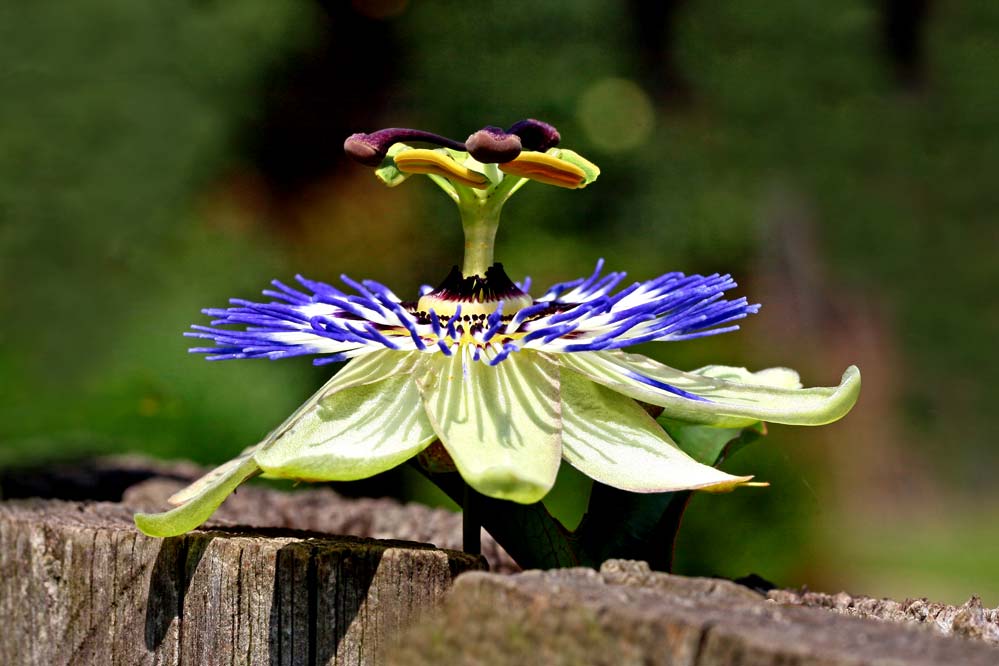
xmin=343 ymin=119 xmax=589 ymax=190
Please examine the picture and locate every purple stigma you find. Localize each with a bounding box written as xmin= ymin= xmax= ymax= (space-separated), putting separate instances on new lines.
xmin=506 ymin=119 xmax=561 ymax=152
xmin=465 ymin=126 xmax=523 ymax=163
xmin=344 ymin=128 xmax=468 ymax=167
xmin=344 ymin=121 xmax=563 ymax=167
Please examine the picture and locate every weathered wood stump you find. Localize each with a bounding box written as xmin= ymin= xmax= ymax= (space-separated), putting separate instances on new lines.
xmin=0 ymin=455 xmax=517 ymax=572
xmin=768 ymin=587 xmax=999 ymax=644
xmin=385 ymin=560 xmax=999 ymax=665
xmin=4 ymin=459 xmax=998 ymax=665
xmin=0 ymin=499 xmax=483 ymax=665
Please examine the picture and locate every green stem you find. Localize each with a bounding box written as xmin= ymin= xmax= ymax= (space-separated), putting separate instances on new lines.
xmin=412 ymin=463 xmax=579 ymax=569
xmin=486 ymin=172 xmax=527 ymax=205
xmin=458 ymin=191 xmax=503 ymax=277
xmin=435 ymin=171 xmax=528 ymax=277
xmin=453 ymin=172 xmax=530 ymax=277
xmin=462 ymin=482 xmax=482 ymax=556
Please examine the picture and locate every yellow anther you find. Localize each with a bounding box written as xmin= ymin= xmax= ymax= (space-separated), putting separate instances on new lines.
xmin=498 ymin=152 xmax=587 ymax=188
xmin=394 ymin=149 xmax=490 ymax=189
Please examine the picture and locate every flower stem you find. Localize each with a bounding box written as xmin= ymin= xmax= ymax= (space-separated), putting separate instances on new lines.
xmin=452 ymin=171 xmax=530 ymax=277
xmin=458 ymin=192 xmax=503 ymax=277
xmin=462 ymin=481 xmax=482 ymax=556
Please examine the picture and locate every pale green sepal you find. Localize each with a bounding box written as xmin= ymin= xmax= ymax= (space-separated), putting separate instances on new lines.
xmin=694 ymin=365 xmax=802 ymax=390
xmin=319 ymin=349 xmax=421 ymax=394
xmin=135 ymin=349 xmax=416 ymax=536
xmin=416 ymin=349 xmax=562 ymax=504
xmin=257 ymin=349 xmax=421 ymax=453
xmin=134 ymin=454 xmax=260 ymax=537
xmin=251 ymin=349 xmax=424 ymax=473
xmin=561 ymin=351 xmax=861 ymax=428
xmin=254 ymin=371 xmax=436 ymax=481
xmin=658 ymin=365 xmax=797 ymax=461
xmin=166 ymin=454 xmax=256 ymax=506
xmin=560 ymin=369 xmax=752 ymax=493
xmin=374 ymin=143 xmax=414 ymax=187
xmin=551 ymin=148 xmax=600 ymax=187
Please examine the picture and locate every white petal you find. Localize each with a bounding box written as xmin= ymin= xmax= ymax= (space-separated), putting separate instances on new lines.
xmin=254 ymin=370 xmax=435 ymax=480
xmin=320 ymin=348 xmax=423 ymax=392
xmin=560 ymin=350 xmax=860 ymax=428
xmin=560 ymin=369 xmax=752 ymax=492
xmin=416 ymin=349 xmax=562 ymax=504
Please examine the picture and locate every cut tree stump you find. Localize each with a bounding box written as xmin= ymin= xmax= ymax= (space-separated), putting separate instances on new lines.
xmin=3 ymin=458 xmax=998 ymax=666
xmin=0 ymin=499 xmax=483 ymax=666
xmin=768 ymin=587 xmax=999 ymax=644
xmin=384 ymin=560 xmax=999 ymax=665
xmin=0 ymin=455 xmax=518 ymax=572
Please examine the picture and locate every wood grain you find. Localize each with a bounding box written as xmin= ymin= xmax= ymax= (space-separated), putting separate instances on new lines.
xmin=0 ymin=499 xmax=483 ymax=666
xmin=386 ymin=559 xmax=999 ymax=665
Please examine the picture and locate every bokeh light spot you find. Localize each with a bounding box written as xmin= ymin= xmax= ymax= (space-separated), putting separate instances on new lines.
xmin=577 ymin=78 xmax=655 ymax=152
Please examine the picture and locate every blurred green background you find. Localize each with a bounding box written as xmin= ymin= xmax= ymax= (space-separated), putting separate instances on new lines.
xmin=2 ymin=0 xmax=997 ymax=603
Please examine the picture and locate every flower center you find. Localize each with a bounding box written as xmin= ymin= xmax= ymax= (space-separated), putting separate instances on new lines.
xmin=417 ymin=264 xmax=533 ymax=317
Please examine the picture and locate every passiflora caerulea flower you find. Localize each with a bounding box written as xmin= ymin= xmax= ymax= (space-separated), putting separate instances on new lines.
xmin=135 ymin=120 xmax=860 ymax=537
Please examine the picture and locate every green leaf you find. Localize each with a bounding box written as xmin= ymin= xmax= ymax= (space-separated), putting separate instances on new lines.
xmin=574 ymin=483 xmax=683 ymax=569
xmin=541 ymin=462 xmax=593 ymax=532
xmin=561 ymin=351 xmax=861 ymax=428
xmin=659 ymin=420 xmax=765 ymax=466
xmin=416 ymin=350 xmax=562 ymax=504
